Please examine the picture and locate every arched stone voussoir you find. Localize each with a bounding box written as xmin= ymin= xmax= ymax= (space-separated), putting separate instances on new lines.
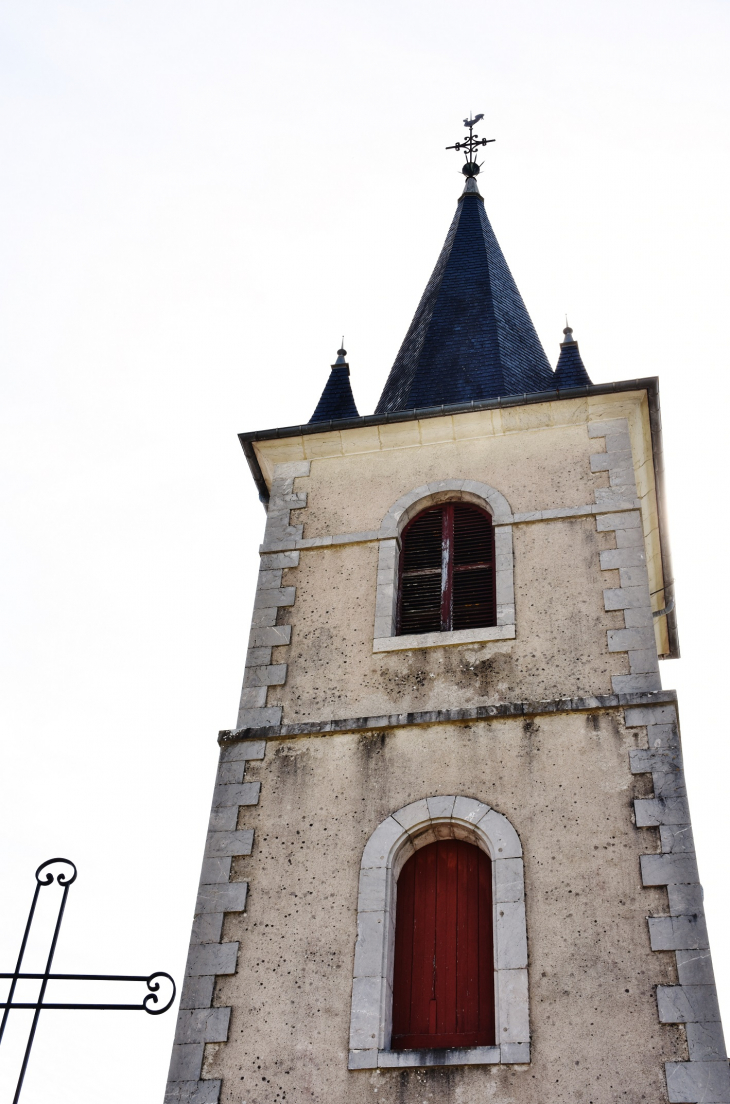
xmin=453 ymin=795 xmax=492 ymax=825
xmin=372 ymin=796 xmax=521 ymax=860
xmin=379 ymin=479 xmax=514 ymax=538
xmin=391 ymin=798 xmax=431 ymax=838
xmin=360 ymin=815 xmax=411 ymax=870
xmin=478 ymin=808 xmax=523 ymax=859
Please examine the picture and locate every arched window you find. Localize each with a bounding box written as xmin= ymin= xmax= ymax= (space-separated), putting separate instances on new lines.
xmin=348 ymin=797 xmax=529 ymax=1069
xmin=397 ymin=503 xmax=496 ymax=636
xmin=392 ymin=839 xmax=495 ymax=1051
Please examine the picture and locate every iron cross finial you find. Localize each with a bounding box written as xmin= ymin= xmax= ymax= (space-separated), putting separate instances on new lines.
xmin=446 ymin=113 xmax=495 ymax=177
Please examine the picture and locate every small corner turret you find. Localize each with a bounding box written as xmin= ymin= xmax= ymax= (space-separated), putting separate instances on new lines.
xmin=308 ymin=342 xmax=359 ymax=423
xmin=553 ymin=322 xmax=592 ymax=388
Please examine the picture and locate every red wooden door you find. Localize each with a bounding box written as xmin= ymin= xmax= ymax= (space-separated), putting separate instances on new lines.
xmin=391 ymin=839 xmax=495 ymax=1050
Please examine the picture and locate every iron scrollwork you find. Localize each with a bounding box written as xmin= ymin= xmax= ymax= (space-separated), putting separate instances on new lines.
xmin=446 ymin=112 xmax=496 ymax=177
xmin=0 ymin=858 xmax=175 ymax=1101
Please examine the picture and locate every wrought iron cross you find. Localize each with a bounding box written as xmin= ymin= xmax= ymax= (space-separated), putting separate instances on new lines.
xmin=446 ymin=113 xmax=495 ymax=177
xmin=0 ymin=858 xmax=175 ymax=1102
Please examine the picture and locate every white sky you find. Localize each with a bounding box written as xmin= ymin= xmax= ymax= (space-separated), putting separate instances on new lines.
xmin=1 ymin=1 xmax=729 ymax=1100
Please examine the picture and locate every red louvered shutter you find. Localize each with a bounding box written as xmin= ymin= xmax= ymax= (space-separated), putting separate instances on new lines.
xmin=451 ymin=503 xmax=496 ymax=630
xmin=391 ymin=840 xmax=495 ymax=1050
xmin=397 ymin=507 xmax=444 ymax=635
xmin=397 ymin=503 xmax=495 ymax=635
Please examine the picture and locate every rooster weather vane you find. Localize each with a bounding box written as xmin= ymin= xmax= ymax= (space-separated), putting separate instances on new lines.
xmin=446 ymin=113 xmax=495 ymax=177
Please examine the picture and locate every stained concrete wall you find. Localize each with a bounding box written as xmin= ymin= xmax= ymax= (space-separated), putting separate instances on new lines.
xmin=252 ymin=392 xmax=670 ymax=661
xmin=165 ymin=392 xmax=691 ymax=1103
xmin=269 ymin=516 xmax=626 ymax=722
xmin=294 ymin=419 xmax=600 ymax=538
xmin=207 ymin=711 xmax=685 ymax=1103
xmin=264 ymin=414 xmax=635 ymax=723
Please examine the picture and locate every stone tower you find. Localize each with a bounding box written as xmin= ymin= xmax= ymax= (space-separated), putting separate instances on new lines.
xmin=164 ymin=137 xmax=728 ymax=1104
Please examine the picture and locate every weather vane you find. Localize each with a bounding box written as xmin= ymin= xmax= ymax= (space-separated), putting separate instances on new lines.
xmin=446 ymin=113 xmax=495 ymax=177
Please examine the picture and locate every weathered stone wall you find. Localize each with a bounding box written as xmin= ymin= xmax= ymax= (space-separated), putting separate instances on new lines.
xmin=294 ymin=419 xmax=599 ymax=539
xmin=250 ymin=391 xmax=668 ymax=659
xmin=237 ymin=396 xmax=668 ymax=732
xmin=261 ymin=410 xmax=656 ymax=723
xmin=269 ymin=515 xmax=626 ymax=722
xmin=206 ymin=710 xmax=685 ymax=1103
xmin=164 ymin=391 xmax=706 ymax=1104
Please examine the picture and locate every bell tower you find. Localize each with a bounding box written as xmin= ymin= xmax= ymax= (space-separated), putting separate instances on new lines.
xmin=164 ymin=121 xmax=727 ymax=1104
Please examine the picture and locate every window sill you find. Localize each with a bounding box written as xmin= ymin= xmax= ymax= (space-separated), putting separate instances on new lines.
xmin=348 ymin=1042 xmax=529 ymax=1069
xmin=373 ymin=624 xmax=516 ymax=653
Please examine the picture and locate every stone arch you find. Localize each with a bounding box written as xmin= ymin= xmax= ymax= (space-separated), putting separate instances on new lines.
xmin=379 ymin=479 xmax=513 ymax=538
xmin=348 ymin=796 xmax=530 ymax=1070
xmin=373 ymin=481 xmax=516 ymax=647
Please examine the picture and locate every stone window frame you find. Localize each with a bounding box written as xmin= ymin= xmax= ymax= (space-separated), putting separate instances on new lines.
xmin=372 ymin=480 xmax=516 ymax=653
xmin=348 ymin=795 xmax=530 ymax=1070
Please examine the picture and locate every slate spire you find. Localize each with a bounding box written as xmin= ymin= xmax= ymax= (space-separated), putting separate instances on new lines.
xmin=375 ymin=175 xmax=555 ymax=414
xmin=553 ymin=324 xmax=592 ymax=388
xmin=309 ymin=344 xmax=360 ymax=423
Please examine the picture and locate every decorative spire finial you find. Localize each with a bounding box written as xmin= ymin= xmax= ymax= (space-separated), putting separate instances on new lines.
xmin=334 ymin=339 xmax=347 ymax=366
xmin=446 ymin=113 xmax=495 ymax=178
xmin=562 ymin=322 xmax=576 ymax=345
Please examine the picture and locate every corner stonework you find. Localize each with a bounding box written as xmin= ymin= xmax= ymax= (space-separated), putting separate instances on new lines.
xmin=237 ymin=460 xmax=310 ymax=730
xmin=589 ymin=419 xmax=661 ymax=694
xmin=164 ymin=740 xmax=265 ymax=1104
xmin=626 ymin=704 xmax=730 ymax=1103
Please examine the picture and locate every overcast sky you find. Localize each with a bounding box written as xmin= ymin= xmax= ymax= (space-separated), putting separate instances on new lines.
xmin=1 ymin=2 xmax=729 ymax=1100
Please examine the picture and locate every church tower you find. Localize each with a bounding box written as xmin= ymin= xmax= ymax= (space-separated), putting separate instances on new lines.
xmin=164 ymin=120 xmax=728 ymax=1104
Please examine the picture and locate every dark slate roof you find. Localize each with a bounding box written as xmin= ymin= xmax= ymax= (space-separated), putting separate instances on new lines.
xmin=375 ymin=179 xmax=555 ymax=413
xmin=309 ymin=353 xmax=359 ymax=423
xmin=554 ymin=327 xmax=592 ymax=388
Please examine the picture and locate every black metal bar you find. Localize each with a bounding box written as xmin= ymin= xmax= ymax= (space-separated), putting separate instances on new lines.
xmin=1 ymin=973 xmax=157 ymax=981
xmin=13 ymin=863 xmax=74 ymax=1103
xmin=0 ymin=970 xmax=176 ymax=1015
xmin=0 ymin=860 xmax=175 ymax=1101
xmin=0 ymin=882 xmax=41 ymax=1046
xmin=0 ymin=861 xmax=76 ymax=1050
xmin=0 ymin=1003 xmax=157 ymax=1011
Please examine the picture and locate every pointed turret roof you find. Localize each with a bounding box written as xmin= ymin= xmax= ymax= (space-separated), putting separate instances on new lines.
xmin=554 ymin=325 xmax=592 ymax=388
xmin=375 ymin=177 xmax=555 ymax=414
xmin=309 ymin=346 xmax=359 ymax=423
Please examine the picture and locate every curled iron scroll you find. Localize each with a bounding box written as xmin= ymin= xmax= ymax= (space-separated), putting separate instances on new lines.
xmin=35 ymin=858 xmax=78 ymax=887
xmin=143 ymin=972 xmax=176 ymax=1015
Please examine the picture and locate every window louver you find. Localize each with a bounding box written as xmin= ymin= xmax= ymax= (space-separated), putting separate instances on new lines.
xmin=397 ymin=502 xmax=496 ymax=635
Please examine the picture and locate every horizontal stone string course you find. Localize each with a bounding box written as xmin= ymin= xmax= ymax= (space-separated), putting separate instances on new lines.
xmin=165 ymin=740 xmax=266 ymax=1104
xmin=625 ymin=704 xmax=730 ymax=1103
xmin=259 ymin=500 xmax=643 ymax=554
xmin=218 ymin=690 xmax=678 ymax=745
